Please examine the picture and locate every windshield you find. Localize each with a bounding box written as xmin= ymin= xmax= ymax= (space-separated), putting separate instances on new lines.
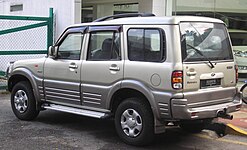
xmin=180 ymin=22 xmax=233 ymax=62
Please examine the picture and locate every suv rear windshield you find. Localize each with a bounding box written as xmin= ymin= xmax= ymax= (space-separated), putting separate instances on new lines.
xmin=180 ymin=22 xmax=233 ymax=62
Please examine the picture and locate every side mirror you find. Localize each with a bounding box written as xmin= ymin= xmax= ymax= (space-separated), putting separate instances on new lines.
xmin=48 ymin=46 xmax=58 ymax=58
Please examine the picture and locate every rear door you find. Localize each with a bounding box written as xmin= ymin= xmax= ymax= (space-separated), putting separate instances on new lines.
xmin=180 ymin=22 xmax=236 ymax=105
xmin=81 ymin=26 xmax=123 ymax=109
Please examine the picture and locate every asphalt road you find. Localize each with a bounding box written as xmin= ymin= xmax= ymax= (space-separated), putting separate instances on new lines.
xmin=0 ymin=93 xmax=247 ymax=150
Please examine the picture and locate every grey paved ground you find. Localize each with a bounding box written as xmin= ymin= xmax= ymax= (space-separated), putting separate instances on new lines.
xmin=0 ymin=93 xmax=247 ymax=150
xmin=0 ymin=78 xmax=7 ymax=90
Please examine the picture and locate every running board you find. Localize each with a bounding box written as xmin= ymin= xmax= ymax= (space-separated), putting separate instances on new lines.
xmin=43 ymin=104 xmax=109 ymax=119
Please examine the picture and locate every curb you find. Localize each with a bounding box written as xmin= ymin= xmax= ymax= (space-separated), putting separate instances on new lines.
xmin=225 ymin=124 xmax=247 ymax=137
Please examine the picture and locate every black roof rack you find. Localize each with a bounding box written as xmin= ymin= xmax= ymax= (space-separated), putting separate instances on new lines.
xmin=93 ymin=13 xmax=155 ymax=22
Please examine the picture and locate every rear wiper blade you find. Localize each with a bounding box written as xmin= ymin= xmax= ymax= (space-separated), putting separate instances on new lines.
xmin=187 ymin=44 xmax=215 ymax=69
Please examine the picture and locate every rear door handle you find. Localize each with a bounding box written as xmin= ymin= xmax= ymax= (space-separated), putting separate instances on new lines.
xmin=109 ymin=64 xmax=120 ymax=71
xmin=109 ymin=66 xmax=120 ymax=71
xmin=69 ymin=63 xmax=78 ymax=69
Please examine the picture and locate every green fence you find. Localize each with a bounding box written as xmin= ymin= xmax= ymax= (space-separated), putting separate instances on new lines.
xmin=0 ymin=8 xmax=54 ymax=90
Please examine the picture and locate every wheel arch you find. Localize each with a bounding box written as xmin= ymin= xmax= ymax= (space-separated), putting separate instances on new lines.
xmin=109 ymin=80 xmax=159 ymax=119
xmin=8 ymin=68 xmax=41 ymax=104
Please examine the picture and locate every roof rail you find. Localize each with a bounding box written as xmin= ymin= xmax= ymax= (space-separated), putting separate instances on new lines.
xmin=93 ymin=13 xmax=155 ymax=22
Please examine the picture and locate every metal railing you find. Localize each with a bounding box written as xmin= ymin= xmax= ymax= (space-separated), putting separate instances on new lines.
xmin=0 ymin=8 xmax=54 ymax=90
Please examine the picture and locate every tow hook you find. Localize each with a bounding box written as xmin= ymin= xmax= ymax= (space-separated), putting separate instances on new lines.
xmin=217 ymin=108 xmax=233 ymax=120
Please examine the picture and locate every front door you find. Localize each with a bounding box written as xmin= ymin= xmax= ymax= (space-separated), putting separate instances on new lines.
xmin=44 ymin=29 xmax=85 ymax=105
xmin=81 ymin=26 xmax=124 ymax=109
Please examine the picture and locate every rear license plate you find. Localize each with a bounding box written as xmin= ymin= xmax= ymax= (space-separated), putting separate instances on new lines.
xmin=200 ymin=78 xmax=221 ymax=88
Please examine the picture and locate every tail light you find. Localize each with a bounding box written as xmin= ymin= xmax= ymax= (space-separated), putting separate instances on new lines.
xmin=172 ymin=70 xmax=183 ymax=89
xmin=235 ymin=65 xmax=238 ymax=83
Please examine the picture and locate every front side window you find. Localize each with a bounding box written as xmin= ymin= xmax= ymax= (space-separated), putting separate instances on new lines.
xmin=58 ymin=33 xmax=83 ymax=60
xmin=128 ymin=28 xmax=165 ymax=62
xmin=88 ymin=31 xmax=120 ymax=60
xmin=180 ymin=22 xmax=233 ymax=62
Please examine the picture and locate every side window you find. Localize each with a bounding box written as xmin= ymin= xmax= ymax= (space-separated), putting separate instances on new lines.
xmin=128 ymin=28 xmax=165 ymax=62
xmin=57 ymin=33 xmax=83 ymax=60
xmin=88 ymin=31 xmax=120 ymax=60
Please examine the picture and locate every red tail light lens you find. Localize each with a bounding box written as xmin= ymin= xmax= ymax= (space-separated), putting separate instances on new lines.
xmin=172 ymin=70 xmax=183 ymax=89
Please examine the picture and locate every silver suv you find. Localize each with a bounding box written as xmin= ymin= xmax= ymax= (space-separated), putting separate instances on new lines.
xmin=6 ymin=14 xmax=242 ymax=146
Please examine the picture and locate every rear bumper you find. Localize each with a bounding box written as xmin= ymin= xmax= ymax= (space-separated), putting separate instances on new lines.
xmin=171 ymin=92 xmax=242 ymax=120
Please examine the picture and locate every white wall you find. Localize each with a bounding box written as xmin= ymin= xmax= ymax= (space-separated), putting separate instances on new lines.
xmin=138 ymin=0 xmax=172 ymax=16
xmin=0 ymin=0 xmax=82 ymax=39
xmin=96 ymin=3 xmax=113 ymax=19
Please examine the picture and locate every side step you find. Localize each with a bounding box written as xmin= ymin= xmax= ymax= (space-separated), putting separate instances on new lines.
xmin=43 ymin=104 xmax=109 ymax=119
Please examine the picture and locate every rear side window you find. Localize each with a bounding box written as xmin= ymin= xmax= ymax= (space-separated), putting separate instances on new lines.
xmin=88 ymin=31 xmax=120 ymax=61
xmin=127 ymin=28 xmax=165 ymax=62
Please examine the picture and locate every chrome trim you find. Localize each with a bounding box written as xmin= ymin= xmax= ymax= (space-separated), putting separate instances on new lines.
xmin=158 ymin=103 xmax=168 ymax=107
xmin=46 ymin=95 xmax=80 ymax=102
xmin=187 ymin=97 xmax=232 ymax=108
xmin=173 ymin=104 xmax=186 ymax=107
xmin=44 ymin=79 xmax=79 ymax=86
xmin=160 ymin=108 xmax=168 ymax=111
xmin=161 ymin=112 xmax=169 ymax=115
xmin=158 ymin=102 xmax=170 ymax=117
xmin=83 ymin=100 xmax=101 ymax=105
xmin=46 ymin=91 xmax=80 ymax=99
xmin=43 ymin=104 xmax=107 ymax=118
xmin=83 ymin=96 xmax=101 ymax=101
xmin=45 ymin=87 xmax=79 ymax=94
xmin=82 ymin=92 xmax=102 ymax=105
xmin=83 ymin=92 xmax=101 ymax=97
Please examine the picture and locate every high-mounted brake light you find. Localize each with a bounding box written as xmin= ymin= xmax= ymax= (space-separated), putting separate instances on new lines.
xmin=172 ymin=70 xmax=183 ymax=89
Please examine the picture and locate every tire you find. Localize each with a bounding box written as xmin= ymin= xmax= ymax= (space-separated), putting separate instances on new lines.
xmin=114 ymin=98 xmax=154 ymax=146
xmin=180 ymin=120 xmax=211 ymax=133
xmin=11 ymin=81 xmax=39 ymax=120
xmin=240 ymin=83 xmax=247 ymax=104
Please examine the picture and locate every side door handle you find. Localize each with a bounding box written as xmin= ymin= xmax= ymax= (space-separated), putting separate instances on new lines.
xmin=69 ymin=63 xmax=78 ymax=69
xmin=109 ymin=64 xmax=120 ymax=71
